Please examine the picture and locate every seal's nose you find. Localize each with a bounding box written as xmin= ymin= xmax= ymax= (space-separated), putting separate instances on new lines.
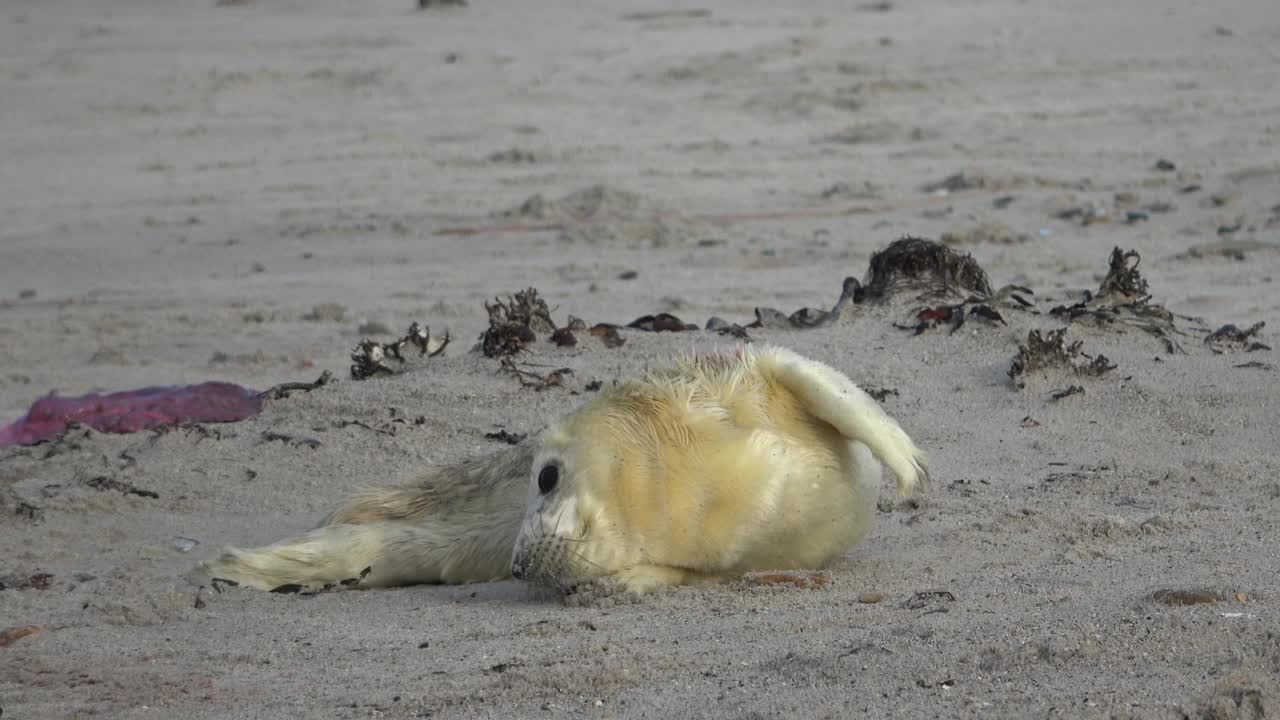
xmin=511 ymin=562 xmax=525 ymax=580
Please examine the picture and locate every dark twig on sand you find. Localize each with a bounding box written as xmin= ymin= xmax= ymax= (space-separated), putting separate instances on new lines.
xmin=259 ymin=431 xmax=321 ymax=449
xmin=1050 ymin=385 xmax=1086 ymax=401
xmin=260 ymin=370 xmax=333 ymax=400
xmin=498 ymin=357 xmax=573 ymax=390
xmin=82 ymin=474 xmax=159 ymax=499
xmin=484 ymin=429 xmax=527 ymax=445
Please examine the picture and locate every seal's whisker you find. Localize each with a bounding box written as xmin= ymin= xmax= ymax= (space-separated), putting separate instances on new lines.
xmin=551 ymin=504 xmax=572 ymax=538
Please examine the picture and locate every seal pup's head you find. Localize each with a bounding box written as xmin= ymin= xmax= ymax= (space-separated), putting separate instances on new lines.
xmin=508 ymin=379 xmax=662 ymax=593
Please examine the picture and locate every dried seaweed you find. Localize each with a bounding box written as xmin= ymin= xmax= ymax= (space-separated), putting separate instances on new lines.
xmin=351 ymin=322 xmax=449 ymax=379
xmin=498 ymin=358 xmax=573 ymax=390
xmin=750 ymin=238 xmax=1030 ymax=331
xmin=550 ymin=328 xmax=577 ymax=347
xmin=860 ymin=237 xmax=994 ymax=301
xmin=480 ymin=288 xmax=557 ymax=357
xmin=626 ymin=313 xmax=698 ymax=332
xmin=706 ymin=317 xmax=751 ymax=339
xmin=488 ymin=288 xmax=557 ymax=333
xmin=866 ymin=387 xmax=899 ymax=402
xmin=1095 ymin=248 xmax=1149 ymax=302
xmin=1205 ymin=322 xmax=1270 ymax=353
xmin=1049 ymin=248 xmax=1198 ymax=353
xmin=484 ymin=429 xmax=527 ymax=445
xmin=259 ymin=431 xmax=321 ymax=449
xmin=1050 ymin=385 xmax=1085 ymax=401
xmin=1008 ymin=329 xmax=1116 ymax=388
xmin=0 ymin=572 xmax=54 ymax=591
xmin=83 ymin=474 xmax=159 ymax=499
xmin=588 ymin=324 xmax=626 ymax=348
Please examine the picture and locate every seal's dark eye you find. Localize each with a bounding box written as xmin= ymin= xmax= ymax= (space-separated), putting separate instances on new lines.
xmin=537 ymin=464 xmax=559 ymax=495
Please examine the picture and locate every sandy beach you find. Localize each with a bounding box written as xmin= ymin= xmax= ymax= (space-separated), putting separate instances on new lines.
xmin=2 ymin=0 xmax=1278 ymax=717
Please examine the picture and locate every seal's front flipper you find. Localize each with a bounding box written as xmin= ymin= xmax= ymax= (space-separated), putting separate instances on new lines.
xmin=610 ymin=564 xmax=721 ymax=594
xmin=758 ymin=347 xmax=929 ymax=498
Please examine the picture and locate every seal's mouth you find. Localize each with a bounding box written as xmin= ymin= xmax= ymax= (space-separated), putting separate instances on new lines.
xmin=511 ymin=490 xmax=615 ymax=594
xmin=511 ymin=535 xmax=581 ymax=590
xmin=511 ymin=526 xmax=606 ymax=595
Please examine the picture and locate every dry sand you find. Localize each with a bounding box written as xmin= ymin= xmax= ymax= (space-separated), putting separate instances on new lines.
xmin=2 ymin=0 xmax=1279 ymax=717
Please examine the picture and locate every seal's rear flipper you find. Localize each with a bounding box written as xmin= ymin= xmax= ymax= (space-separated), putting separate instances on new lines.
xmin=188 ymin=516 xmax=519 ymax=590
xmin=758 ymin=347 xmax=929 ymax=498
xmin=187 ymin=445 xmax=533 ymax=591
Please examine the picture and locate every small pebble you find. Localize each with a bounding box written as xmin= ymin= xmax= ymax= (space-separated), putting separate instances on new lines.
xmin=173 ymin=536 xmax=199 ymax=553
xmin=858 ymin=592 xmax=888 ymax=604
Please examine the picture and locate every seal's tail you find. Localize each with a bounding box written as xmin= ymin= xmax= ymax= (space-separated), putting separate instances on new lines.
xmin=188 ymin=445 xmax=533 ymax=590
xmin=757 ymin=347 xmax=930 ymax=498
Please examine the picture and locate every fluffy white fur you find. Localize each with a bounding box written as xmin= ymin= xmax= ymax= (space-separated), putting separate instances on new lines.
xmin=189 ymin=346 xmax=928 ymax=594
xmin=511 ymin=346 xmax=928 ymax=593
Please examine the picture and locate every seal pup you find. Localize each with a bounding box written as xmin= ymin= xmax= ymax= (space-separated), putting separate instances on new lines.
xmin=190 ymin=346 xmax=928 ymax=593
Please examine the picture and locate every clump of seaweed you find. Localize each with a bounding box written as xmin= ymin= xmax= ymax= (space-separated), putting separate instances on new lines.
xmin=1050 ymin=248 xmax=1199 ymax=353
xmin=625 ymin=313 xmax=699 ymax=332
xmin=1204 ymin=322 xmax=1270 ymax=353
xmin=860 ymin=237 xmax=994 ymax=301
xmin=351 ymin=322 xmax=449 ymax=380
xmin=480 ymin=288 xmax=557 ymax=357
xmin=1008 ymin=329 xmax=1116 ymax=389
xmin=749 ymin=238 xmax=1032 ymax=332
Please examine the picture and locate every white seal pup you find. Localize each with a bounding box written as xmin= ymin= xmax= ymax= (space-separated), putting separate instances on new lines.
xmin=189 ymin=346 xmax=928 ymax=593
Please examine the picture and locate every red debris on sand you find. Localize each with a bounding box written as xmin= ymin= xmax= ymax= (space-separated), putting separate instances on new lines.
xmin=0 ymin=382 xmax=264 ymax=447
